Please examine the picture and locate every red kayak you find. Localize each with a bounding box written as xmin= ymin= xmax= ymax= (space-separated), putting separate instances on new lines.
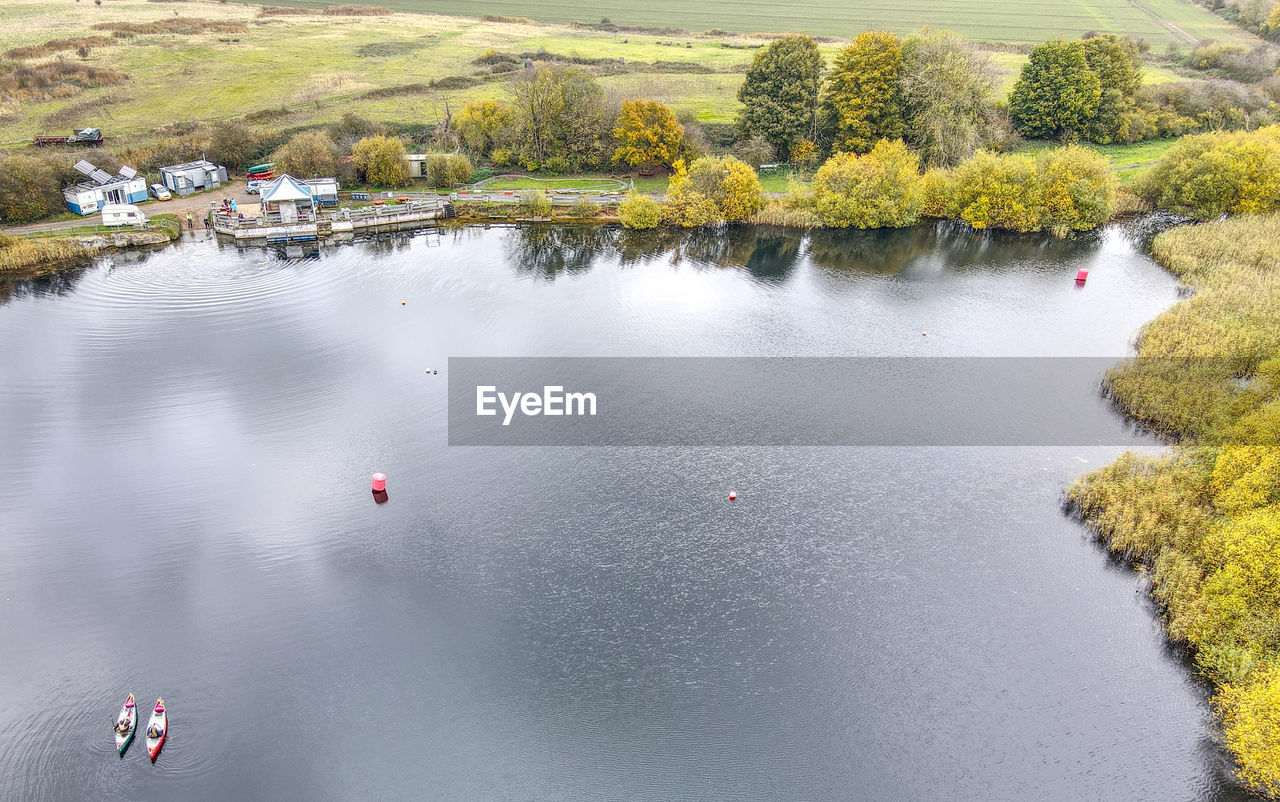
xmin=145 ymin=698 xmax=167 ymax=762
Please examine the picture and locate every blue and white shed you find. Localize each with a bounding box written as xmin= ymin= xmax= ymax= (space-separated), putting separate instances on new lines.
xmin=62 ymin=163 xmax=148 ymax=215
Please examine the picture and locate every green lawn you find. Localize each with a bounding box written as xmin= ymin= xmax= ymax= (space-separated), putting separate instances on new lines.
xmin=1016 ymin=138 xmax=1177 ymax=182
xmin=240 ymin=0 xmax=1259 ymax=46
xmin=474 ymin=176 xmax=629 ymax=191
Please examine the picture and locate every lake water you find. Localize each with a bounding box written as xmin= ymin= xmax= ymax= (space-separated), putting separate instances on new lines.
xmin=0 ymin=224 xmax=1249 ymax=800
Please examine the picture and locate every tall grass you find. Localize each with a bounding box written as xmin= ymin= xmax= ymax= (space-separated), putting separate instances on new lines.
xmin=0 ymin=237 xmax=99 ymax=273
xmin=1071 ymin=213 xmax=1280 ymax=797
xmin=0 ymin=61 xmax=129 ymax=103
xmin=90 ymin=19 xmax=247 ymax=35
xmin=5 ymin=36 xmax=115 ymax=60
xmin=321 ymin=6 xmax=392 ymax=16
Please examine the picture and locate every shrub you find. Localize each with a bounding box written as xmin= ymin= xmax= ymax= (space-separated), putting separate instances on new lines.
xmin=0 ymin=155 xmax=64 ymax=224
xmin=1142 ymin=126 xmax=1280 ymax=219
xmin=206 ymin=119 xmax=263 ymax=171
xmin=271 ymin=130 xmax=340 ymax=179
xmin=731 ymin=134 xmax=775 ymax=168
xmin=321 ymin=5 xmax=392 ymax=15
xmin=618 ymin=192 xmax=661 ymax=228
xmin=520 ymin=189 xmax=551 ymax=217
xmin=1035 ymin=145 xmax=1116 ymax=235
xmin=661 ymin=155 xmax=765 ymax=227
xmin=572 ymin=196 xmax=598 ymax=218
xmin=328 ymin=112 xmax=383 ymax=151
xmin=811 ymin=139 xmax=923 ymax=228
xmin=352 ymin=134 xmax=409 ymax=188
xmin=422 ymin=153 xmax=472 ymax=188
xmin=934 ymin=150 xmax=1042 ymax=232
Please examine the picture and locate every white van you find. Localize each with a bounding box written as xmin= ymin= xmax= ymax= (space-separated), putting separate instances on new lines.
xmin=101 ymin=204 xmax=147 ymax=228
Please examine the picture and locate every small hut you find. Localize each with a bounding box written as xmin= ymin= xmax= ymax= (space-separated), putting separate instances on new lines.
xmin=259 ymin=174 xmax=314 ymax=223
xmin=405 ymin=154 xmax=429 ymax=179
xmin=302 ymin=177 xmax=340 ymax=207
xmin=160 ymin=160 xmax=228 ymax=196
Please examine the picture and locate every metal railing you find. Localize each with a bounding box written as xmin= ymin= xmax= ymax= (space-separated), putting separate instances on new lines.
xmin=210 ymin=200 xmax=444 ymax=231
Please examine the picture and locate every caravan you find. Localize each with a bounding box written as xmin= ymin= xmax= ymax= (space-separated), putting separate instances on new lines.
xmin=101 ymin=204 xmax=147 ymax=228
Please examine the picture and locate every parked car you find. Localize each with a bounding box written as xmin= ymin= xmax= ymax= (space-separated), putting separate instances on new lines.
xmin=245 ymin=179 xmax=263 ymax=195
xmin=150 ymin=183 xmax=172 ymax=201
xmin=101 ymin=204 xmax=147 ymax=227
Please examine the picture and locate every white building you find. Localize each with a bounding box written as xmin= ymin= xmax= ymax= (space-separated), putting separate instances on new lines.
xmin=405 ymin=154 xmax=429 ymax=179
xmin=63 ymin=163 xmax=147 ymax=215
xmin=302 ymin=177 xmax=340 ymax=206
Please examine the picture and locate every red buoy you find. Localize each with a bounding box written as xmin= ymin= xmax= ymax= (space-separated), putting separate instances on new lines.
xmin=371 ymin=473 xmax=386 ymax=492
xmin=1075 ymin=268 xmax=1089 ymax=284
xmin=728 ymin=491 xmax=737 ymax=502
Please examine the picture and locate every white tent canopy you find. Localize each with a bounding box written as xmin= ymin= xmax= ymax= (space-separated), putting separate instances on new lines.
xmin=260 ymin=174 xmax=312 ymax=203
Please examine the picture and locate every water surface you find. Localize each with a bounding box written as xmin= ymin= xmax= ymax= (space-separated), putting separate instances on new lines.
xmin=0 ymin=224 xmax=1247 ymax=800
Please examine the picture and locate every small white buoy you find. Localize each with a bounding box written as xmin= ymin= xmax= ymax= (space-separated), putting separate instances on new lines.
xmin=922 ymin=331 xmax=927 ymax=336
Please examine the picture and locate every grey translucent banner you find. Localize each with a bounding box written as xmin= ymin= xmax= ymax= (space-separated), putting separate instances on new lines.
xmin=446 ymin=357 xmax=1265 ymax=446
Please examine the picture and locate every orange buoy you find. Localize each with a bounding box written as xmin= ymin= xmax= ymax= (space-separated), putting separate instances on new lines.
xmin=728 ymin=491 xmax=737 ymax=502
xmin=371 ymin=473 xmax=386 ymax=492
xmin=1075 ymin=268 xmax=1089 ymax=284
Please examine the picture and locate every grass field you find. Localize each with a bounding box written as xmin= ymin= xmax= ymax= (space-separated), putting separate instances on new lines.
xmin=0 ymin=0 xmax=1249 ymax=163
xmin=1015 ymin=138 xmax=1177 ymax=181
xmin=242 ymin=0 xmax=1258 ymax=47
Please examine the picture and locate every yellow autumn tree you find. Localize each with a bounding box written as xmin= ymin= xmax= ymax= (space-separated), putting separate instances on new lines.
xmin=612 ymin=99 xmax=685 ymax=169
xmin=351 ymin=135 xmax=409 ymax=188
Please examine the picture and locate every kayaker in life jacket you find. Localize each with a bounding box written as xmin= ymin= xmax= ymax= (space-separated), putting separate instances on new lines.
xmin=116 ymin=719 xmax=130 ymax=734
xmin=148 ymin=724 xmax=163 ymax=738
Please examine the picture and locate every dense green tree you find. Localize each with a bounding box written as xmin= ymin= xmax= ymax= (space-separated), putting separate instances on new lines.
xmin=508 ymin=65 xmax=611 ymax=171
xmin=612 ymin=99 xmax=685 ymax=168
xmin=351 ymin=134 xmax=410 ymax=188
xmin=820 ymin=31 xmax=905 ymax=154
xmin=1081 ymin=35 xmax=1143 ymax=143
xmin=736 ymin=35 xmax=824 ymax=160
xmin=1008 ymin=40 xmax=1101 ymax=140
xmin=899 ymin=29 xmax=1000 ymax=167
xmin=811 ymin=139 xmax=923 ymax=228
